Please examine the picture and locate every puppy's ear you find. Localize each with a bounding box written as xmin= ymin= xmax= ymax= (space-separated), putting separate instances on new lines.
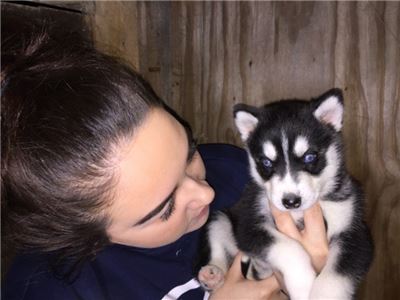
xmin=313 ymin=88 xmax=344 ymax=131
xmin=233 ymin=104 xmax=259 ymax=141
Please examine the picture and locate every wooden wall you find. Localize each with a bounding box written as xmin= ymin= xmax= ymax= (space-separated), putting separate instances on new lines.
xmin=3 ymin=1 xmax=399 ymax=298
xmin=87 ymin=2 xmax=400 ymax=299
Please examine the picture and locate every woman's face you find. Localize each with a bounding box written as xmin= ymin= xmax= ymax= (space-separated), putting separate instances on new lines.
xmin=106 ymin=108 xmax=214 ymax=248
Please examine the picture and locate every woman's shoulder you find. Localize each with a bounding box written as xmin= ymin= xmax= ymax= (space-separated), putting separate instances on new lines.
xmin=198 ymin=143 xmax=248 ymax=163
xmin=4 ymin=240 xmax=207 ymax=300
xmin=2 ymin=253 xmax=80 ymax=299
xmin=3 ymin=252 xmax=121 ymax=299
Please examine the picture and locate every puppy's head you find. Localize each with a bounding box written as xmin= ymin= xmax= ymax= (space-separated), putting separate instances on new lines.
xmin=234 ymin=89 xmax=344 ymax=211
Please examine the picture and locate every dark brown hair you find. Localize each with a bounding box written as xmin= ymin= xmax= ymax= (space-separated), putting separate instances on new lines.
xmin=1 ymin=21 xmax=164 ymax=274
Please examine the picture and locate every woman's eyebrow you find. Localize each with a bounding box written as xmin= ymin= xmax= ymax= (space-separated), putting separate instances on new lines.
xmin=134 ymin=187 xmax=177 ymax=226
xmin=184 ymin=124 xmax=197 ymax=163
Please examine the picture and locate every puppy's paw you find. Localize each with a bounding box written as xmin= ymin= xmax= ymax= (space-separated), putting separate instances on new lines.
xmin=198 ymin=264 xmax=225 ymax=291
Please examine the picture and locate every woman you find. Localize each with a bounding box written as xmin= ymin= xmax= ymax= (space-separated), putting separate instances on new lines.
xmin=2 ymin=24 xmax=328 ymax=299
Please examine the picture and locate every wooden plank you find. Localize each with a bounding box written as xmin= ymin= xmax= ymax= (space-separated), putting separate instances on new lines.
xmin=33 ymin=0 xmax=84 ymax=11
xmin=85 ymin=1 xmax=139 ymax=69
xmin=1 ymin=1 xmax=89 ymax=38
xmin=4 ymin=0 xmax=85 ymax=13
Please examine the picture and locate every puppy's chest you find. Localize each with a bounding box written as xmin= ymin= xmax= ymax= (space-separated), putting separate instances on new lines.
xmin=285 ymin=200 xmax=354 ymax=241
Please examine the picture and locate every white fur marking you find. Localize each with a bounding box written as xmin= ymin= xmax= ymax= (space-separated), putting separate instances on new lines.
xmin=320 ymin=199 xmax=354 ymax=240
xmin=265 ymin=172 xmax=300 ymax=211
xmin=316 ymin=145 xmax=340 ymax=197
xmin=263 ymin=141 xmax=277 ymax=161
xmin=281 ymin=132 xmax=290 ymax=171
xmin=294 ymin=136 xmax=309 ymax=157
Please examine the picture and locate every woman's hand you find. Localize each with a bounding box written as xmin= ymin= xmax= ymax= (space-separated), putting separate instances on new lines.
xmin=210 ymin=252 xmax=288 ymax=300
xmin=271 ymin=202 xmax=329 ymax=273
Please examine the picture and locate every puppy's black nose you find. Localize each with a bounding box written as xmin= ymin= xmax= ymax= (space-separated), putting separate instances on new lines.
xmin=282 ymin=194 xmax=301 ymax=209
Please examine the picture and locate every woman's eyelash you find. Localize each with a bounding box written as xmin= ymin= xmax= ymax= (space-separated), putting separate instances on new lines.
xmin=160 ymin=196 xmax=176 ymax=221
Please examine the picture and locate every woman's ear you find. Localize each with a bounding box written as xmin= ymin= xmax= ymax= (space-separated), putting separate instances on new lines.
xmin=313 ymin=88 xmax=344 ymax=132
xmin=233 ymin=104 xmax=259 ymax=141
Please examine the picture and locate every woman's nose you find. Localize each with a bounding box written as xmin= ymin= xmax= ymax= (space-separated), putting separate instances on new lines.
xmin=183 ymin=177 xmax=215 ymax=209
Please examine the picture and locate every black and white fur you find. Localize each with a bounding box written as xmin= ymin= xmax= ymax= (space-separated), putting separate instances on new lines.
xmin=198 ymin=89 xmax=373 ymax=299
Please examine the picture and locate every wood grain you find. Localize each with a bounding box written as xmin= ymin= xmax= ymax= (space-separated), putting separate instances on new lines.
xmin=90 ymin=1 xmax=399 ymax=298
xmin=84 ymin=1 xmax=139 ymax=69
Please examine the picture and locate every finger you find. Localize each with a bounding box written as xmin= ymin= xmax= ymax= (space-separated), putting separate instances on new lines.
xmin=256 ymin=274 xmax=280 ymax=291
xmin=303 ymin=202 xmax=326 ymax=235
xmin=248 ymin=274 xmax=281 ymax=299
xmin=273 ymin=271 xmax=289 ymax=296
xmin=225 ymin=251 xmax=244 ymax=282
xmin=270 ymin=291 xmax=290 ymax=300
xmin=270 ymin=203 xmax=302 ymax=240
xmin=272 ymin=271 xmax=285 ymax=290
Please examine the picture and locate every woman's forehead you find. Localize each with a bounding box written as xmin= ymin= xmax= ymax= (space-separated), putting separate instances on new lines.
xmin=108 ymin=108 xmax=188 ymax=224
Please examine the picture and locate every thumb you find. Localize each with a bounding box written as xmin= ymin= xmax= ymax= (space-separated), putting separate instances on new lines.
xmin=270 ymin=202 xmax=302 ymax=241
xmin=225 ymin=252 xmax=245 ymax=282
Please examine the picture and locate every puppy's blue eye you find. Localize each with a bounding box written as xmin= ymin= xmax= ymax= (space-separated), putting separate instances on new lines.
xmin=303 ymin=153 xmax=317 ymax=164
xmin=262 ymin=158 xmax=273 ymax=168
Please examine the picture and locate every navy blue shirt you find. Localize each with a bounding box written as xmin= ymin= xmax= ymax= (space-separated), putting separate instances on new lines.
xmin=3 ymin=144 xmax=250 ymax=300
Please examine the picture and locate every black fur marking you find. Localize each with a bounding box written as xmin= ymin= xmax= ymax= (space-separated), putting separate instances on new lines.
xmin=336 ymin=223 xmax=374 ymax=281
xmin=228 ymin=182 xmax=275 ymax=255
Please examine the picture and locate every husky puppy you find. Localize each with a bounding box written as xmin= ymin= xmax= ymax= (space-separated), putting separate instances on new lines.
xmin=198 ymin=89 xmax=373 ymax=299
